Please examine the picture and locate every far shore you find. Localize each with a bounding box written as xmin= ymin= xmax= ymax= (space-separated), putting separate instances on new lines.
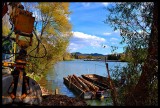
xmin=83 ymin=59 xmax=127 ymax=62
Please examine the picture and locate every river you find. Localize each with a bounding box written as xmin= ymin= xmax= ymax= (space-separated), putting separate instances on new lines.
xmin=39 ymin=59 xmax=127 ymax=106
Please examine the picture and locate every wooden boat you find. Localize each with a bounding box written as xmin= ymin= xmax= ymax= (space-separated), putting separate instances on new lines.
xmin=63 ymin=75 xmax=94 ymax=99
xmin=63 ymin=74 xmax=110 ymax=99
xmin=84 ymin=59 xmax=101 ymax=61
xmin=81 ymin=74 xmax=111 ymax=90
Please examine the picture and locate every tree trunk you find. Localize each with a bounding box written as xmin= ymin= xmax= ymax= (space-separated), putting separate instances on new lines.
xmin=125 ymin=2 xmax=158 ymax=106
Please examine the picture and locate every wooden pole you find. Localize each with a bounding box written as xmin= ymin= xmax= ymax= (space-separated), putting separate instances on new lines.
xmin=105 ymin=57 xmax=118 ymax=106
xmin=68 ymin=75 xmax=71 ymax=88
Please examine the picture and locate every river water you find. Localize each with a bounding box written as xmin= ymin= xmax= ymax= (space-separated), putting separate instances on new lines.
xmin=39 ymin=59 xmax=127 ymax=106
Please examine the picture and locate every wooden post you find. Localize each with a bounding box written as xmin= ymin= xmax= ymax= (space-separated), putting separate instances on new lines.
xmin=105 ymin=58 xmax=118 ymax=106
xmin=55 ymin=88 xmax=59 ymax=95
xmin=68 ymin=75 xmax=71 ymax=88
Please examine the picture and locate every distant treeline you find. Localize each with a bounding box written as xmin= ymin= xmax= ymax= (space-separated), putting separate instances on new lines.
xmin=107 ymin=54 xmax=120 ymax=60
xmin=71 ymin=52 xmax=127 ymax=62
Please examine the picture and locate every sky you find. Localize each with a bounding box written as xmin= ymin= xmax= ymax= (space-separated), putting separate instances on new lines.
xmin=20 ymin=2 xmax=126 ymax=55
xmin=68 ymin=2 xmax=126 ymax=55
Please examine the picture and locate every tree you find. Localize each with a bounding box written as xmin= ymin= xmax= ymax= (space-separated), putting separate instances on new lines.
xmin=125 ymin=2 xmax=158 ymax=106
xmin=22 ymin=2 xmax=72 ymax=78
xmin=105 ymin=2 xmax=157 ymax=105
xmin=86 ymin=55 xmax=93 ymax=59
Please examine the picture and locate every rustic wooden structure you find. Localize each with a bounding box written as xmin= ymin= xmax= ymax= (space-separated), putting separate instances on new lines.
xmin=63 ymin=74 xmax=110 ymax=99
xmin=63 ymin=76 xmax=93 ymax=99
xmin=81 ymin=74 xmax=110 ymax=90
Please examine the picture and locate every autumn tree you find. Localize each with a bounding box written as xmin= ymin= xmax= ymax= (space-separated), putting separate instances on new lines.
xmin=105 ymin=2 xmax=158 ymax=105
xmin=22 ymin=2 xmax=72 ymax=79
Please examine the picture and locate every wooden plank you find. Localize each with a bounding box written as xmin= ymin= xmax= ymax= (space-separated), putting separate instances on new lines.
xmin=63 ymin=77 xmax=92 ymax=99
xmin=82 ymin=74 xmax=110 ymax=89
xmin=70 ymin=75 xmax=83 ymax=89
xmin=73 ymin=74 xmax=90 ymax=92
xmin=79 ymin=77 xmax=99 ymax=92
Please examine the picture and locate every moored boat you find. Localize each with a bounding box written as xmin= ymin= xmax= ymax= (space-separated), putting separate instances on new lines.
xmin=63 ymin=74 xmax=110 ymax=99
xmin=81 ymin=74 xmax=111 ymax=90
xmin=63 ymin=76 xmax=94 ymax=99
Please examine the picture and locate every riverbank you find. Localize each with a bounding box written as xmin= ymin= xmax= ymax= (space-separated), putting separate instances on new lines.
xmin=40 ymin=86 xmax=88 ymax=106
xmin=40 ymin=94 xmax=88 ymax=106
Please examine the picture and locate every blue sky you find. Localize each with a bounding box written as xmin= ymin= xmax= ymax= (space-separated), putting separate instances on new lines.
xmin=68 ymin=2 xmax=126 ymax=55
xmin=21 ymin=2 xmax=126 ymax=55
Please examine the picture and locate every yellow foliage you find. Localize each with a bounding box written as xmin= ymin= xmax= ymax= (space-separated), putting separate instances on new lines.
xmin=2 ymin=24 xmax=10 ymax=36
xmin=36 ymin=2 xmax=72 ymax=36
xmin=25 ymin=2 xmax=72 ymax=75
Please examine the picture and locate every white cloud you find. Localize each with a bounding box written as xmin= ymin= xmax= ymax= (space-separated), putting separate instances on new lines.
xmin=103 ymin=32 xmax=112 ymax=36
xmin=72 ymin=31 xmax=105 ymax=46
xmin=69 ymin=31 xmax=106 ymax=52
xmin=114 ymin=29 xmax=120 ymax=33
xmin=81 ymin=2 xmax=110 ymax=8
xmin=68 ymin=43 xmax=79 ymax=52
xmin=101 ymin=2 xmax=110 ymax=6
xmin=110 ymin=38 xmax=118 ymax=41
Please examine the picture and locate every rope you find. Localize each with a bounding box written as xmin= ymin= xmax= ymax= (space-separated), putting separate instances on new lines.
xmin=27 ymin=29 xmax=47 ymax=58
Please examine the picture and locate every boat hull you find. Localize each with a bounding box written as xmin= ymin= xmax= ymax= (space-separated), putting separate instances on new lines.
xmin=81 ymin=74 xmax=110 ymax=90
xmin=63 ymin=77 xmax=93 ymax=99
